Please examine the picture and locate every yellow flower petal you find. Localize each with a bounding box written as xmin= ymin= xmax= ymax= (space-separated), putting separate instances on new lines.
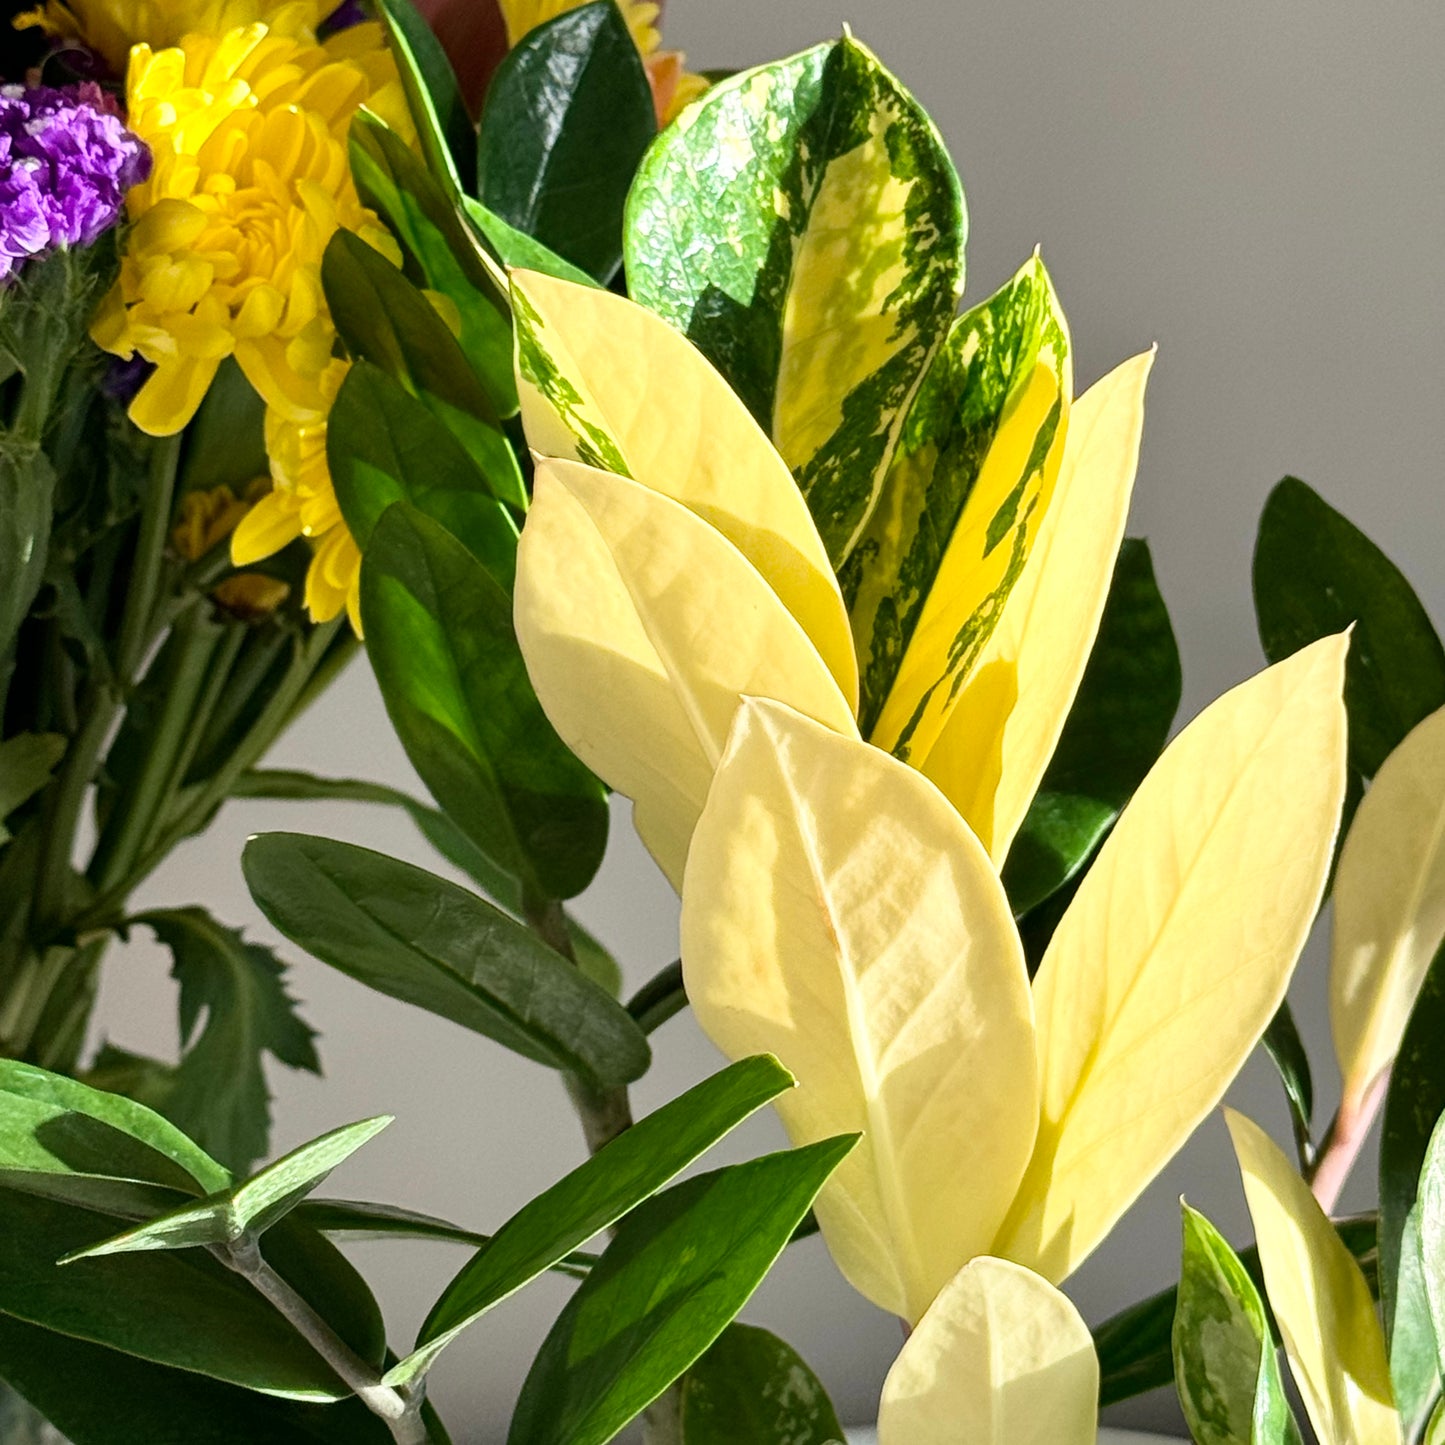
xmin=231 ymin=487 xmax=303 ymax=564
xmin=128 ymin=354 xmax=224 ymax=435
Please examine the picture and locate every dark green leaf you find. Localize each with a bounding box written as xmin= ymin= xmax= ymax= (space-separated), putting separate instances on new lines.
xmin=1380 ymin=938 xmax=1445 ymax=1429
xmin=0 ymin=1313 xmax=392 ymax=1445
xmin=461 ymin=197 xmax=600 ymax=289
xmin=65 ymin=1116 xmax=392 ymax=1261
xmin=1254 ymin=476 xmax=1445 ymax=779
xmin=401 ymin=1056 xmax=796 ymax=1385
xmin=1261 ymin=1002 xmax=1315 ymax=1171
xmin=243 ymin=833 xmax=645 ymax=1085
xmin=326 ymin=358 xmax=517 ymax=578
xmin=177 ymin=357 xmax=268 ymax=497
xmin=0 ymin=733 xmax=65 ymax=844
xmin=321 ymin=231 xmax=524 ymax=509
xmin=136 ymin=909 xmax=320 ymax=1175
xmin=1095 ymin=1214 xmax=1379 ymax=1405
xmin=1173 ymin=1204 xmax=1302 ymax=1445
xmin=679 ymin=1323 xmax=844 ymax=1445
xmin=348 ymin=112 xmax=513 ymax=413
xmin=360 ymin=504 xmax=608 ymax=899
xmin=507 ymin=1136 xmax=857 ymax=1445
xmin=375 ymin=0 xmax=476 ymax=199
xmin=1003 ymin=538 xmax=1181 ymax=914
xmin=478 ymin=1 xmax=654 ymax=282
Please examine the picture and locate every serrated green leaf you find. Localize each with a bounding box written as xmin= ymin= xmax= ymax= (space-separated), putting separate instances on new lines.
xmin=1254 ymin=476 xmax=1445 ymax=779
xmin=137 ymin=909 xmax=320 ymax=1176
xmin=321 ymin=231 xmax=524 ymax=509
xmin=65 ymin=1116 xmax=391 ymax=1261
xmin=242 ymin=833 xmax=646 ymax=1086
xmin=326 ymin=358 xmax=517 ymax=579
xmin=397 ymin=1056 xmax=795 ymax=1386
xmin=360 ymin=504 xmax=608 ymax=899
xmin=679 ymin=1323 xmax=844 ymax=1445
xmin=1173 ymin=1203 xmax=1303 ymax=1445
xmin=626 ymin=36 xmax=965 ymax=566
xmin=0 ymin=734 xmax=64 ymax=845
xmin=507 ymin=1136 xmax=856 ymax=1445
xmin=479 ymin=2 xmax=654 ymax=281
xmin=1003 ymin=537 xmax=1180 ymax=914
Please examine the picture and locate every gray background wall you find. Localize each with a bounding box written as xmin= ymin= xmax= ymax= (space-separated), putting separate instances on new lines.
xmin=97 ymin=1 xmax=1445 ymax=1436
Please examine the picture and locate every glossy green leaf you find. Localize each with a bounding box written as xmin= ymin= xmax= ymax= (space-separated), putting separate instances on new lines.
xmin=376 ymin=0 xmax=475 ymax=199
xmin=1261 ymin=1002 xmax=1316 ymax=1170
xmin=243 ymin=833 xmax=646 ymax=1086
xmin=65 ymin=1117 xmax=392 ymax=1261
xmin=0 ymin=1313 xmax=392 ymax=1445
xmin=1173 ymin=1204 xmax=1302 ymax=1445
xmin=0 ymin=733 xmax=64 ymax=844
xmin=348 ymin=112 xmax=513 ymax=413
xmin=361 ymin=504 xmax=608 ymax=898
xmin=399 ymin=1056 xmax=795 ymax=1386
xmin=1003 ymin=538 xmax=1181 ymax=914
xmin=478 ymin=1 xmax=654 ymax=281
xmin=679 ymin=1323 xmax=844 ymax=1445
xmin=461 ymin=197 xmax=599 ymax=289
xmin=1093 ymin=1214 xmax=1379 ymax=1405
xmin=1419 ymin=1113 xmax=1445 ymax=1377
xmin=1254 ymin=476 xmax=1445 ymax=779
xmin=1380 ymin=940 xmax=1445 ymax=1432
xmin=625 ymin=36 xmax=965 ymax=566
xmin=507 ymin=1136 xmax=856 ymax=1445
xmin=321 ymin=231 xmax=524 ymax=509
xmin=136 ymin=909 xmax=319 ymax=1176
xmin=326 ymin=359 xmax=517 ymax=579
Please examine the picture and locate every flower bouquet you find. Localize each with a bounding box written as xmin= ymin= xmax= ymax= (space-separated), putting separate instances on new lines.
xmin=3 ymin=2 xmax=1445 ymax=1442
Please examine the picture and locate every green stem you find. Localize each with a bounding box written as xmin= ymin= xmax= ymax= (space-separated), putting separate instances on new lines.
xmin=626 ymin=960 xmax=686 ymax=1035
xmin=115 ymin=435 xmax=182 ymax=685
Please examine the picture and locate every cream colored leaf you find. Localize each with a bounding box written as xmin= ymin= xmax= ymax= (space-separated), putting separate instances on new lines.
xmin=513 ymin=461 xmax=856 ymax=888
xmin=923 ymin=350 xmax=1155 ymax=861
xmin=1226 ymin=1110 xmax=1400 ymax=1445
xmin=1331 ymin=702 xmax=1445 ymax=1122
xmin=878 ymin=1256 xmax=1098 ymax=1445
xmin=681 ymin=699 xmax=1038 ymax=1323
xmin=995 ymin=635 xmax=1349 ymax=1283
xmin=510 ymin=269 xmax=859 ymax=707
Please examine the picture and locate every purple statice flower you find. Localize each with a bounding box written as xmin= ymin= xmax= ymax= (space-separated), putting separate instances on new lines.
xmin=0 ymin=81 xmax=150 ymax=283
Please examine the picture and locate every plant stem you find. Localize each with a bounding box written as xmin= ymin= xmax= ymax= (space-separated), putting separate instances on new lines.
xmin=220 ymin=1236 xmax=428 ymax=1445
xmin=1309 ymin=1072 xmax=1390 ymax=1213
xmin=626 ymin=960 xmax=686 ymax=1035
xmin=114 ymin=435 xmax=182 ymax=686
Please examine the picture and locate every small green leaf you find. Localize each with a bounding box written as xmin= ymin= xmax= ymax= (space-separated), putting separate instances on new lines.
xmin=398 ymin=1056 xmax=796 ymax=1386
xmin=507 ymin=1135 xmax=857 ymax=1445
xmin=348 ymin=112 xmax=514 ymax=413
xmin=1261 ymin=1001 xmax=1316 ymax=1170
xmin=375 ymin=0 xmax=475 ymax=200
xmin=136 ymin=909 xmax=320 ymax=1176
xmin=243 ymin=833 xmax=646 ymax=1086
xmin=679 ymin=1323 xmax=844 ymax=1445
xmin=1380 ymin=939 xmax=1445 ymax=1431
xmin=0 ymin=734 xmax=64 ymax=844
xmin=1254 ymin=477 xmax=1445 ymax=780
xmin=360 ymin=504 xmax=608 ymax=899
xmin=327 ymin=359 xmax=517 ymax=578
xmin=64 ymin=1116 xmax=392 ymax=1261
xmin=461 ymin=197 xmax=599 ymax=288
xmin=1173 ymin=1203 xmax=1303 ymax=1445
xmin=1003 ymin=538 xmax=1181 ymax=914
xmin=478 ymin=2 xmax=654 ymax=282
xmin=321 ymin=230 xmax=524 ymax=509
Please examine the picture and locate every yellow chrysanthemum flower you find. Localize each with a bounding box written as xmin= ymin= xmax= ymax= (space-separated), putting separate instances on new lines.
xmin=171 ymin=483 xmax=294 ymax=617
xmin=499 ymin=0 xmax=705 ymax=123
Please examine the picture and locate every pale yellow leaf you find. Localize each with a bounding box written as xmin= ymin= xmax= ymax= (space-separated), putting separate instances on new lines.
xmin=994 ymin=636 xmax=1349 ymax=1283
xmin=923 ymin=350 xmax=1155 ymax=861
xmin=1226 ymin=1110 xmax=1400 ymax=1445
xmin=681 ymin=699 xmax=1038 ymax=1322
xmin=878 ymin=1256 xmax=1098 ymax=1445
xmin=1331 ymin=702 xmax=1445 ymax=1121
xmin=514 ymin=461 xmax=856 ymax=888
xmin=510 ymin=269 xmax=859 ymax=707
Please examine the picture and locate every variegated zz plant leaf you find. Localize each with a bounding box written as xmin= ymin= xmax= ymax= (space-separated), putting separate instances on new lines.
xmin=624 ymin=35 xmax=967 ymax=569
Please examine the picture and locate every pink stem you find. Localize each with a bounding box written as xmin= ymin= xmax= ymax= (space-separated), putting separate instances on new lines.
xmin=1309 ymin=1071 xmax=1389 ymax=1213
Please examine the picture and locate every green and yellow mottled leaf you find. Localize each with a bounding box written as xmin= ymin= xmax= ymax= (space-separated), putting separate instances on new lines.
xmin=680 ymin=700 xmax=1037 ymax=1323
xmin=921 ymin=350 xmax=1152 ymax=861
xmin=624 ymin=36 xmax=966 ymax=566
xmin=513 ymin=462 xmax=857 ymax=888
xmin=995 ymin=637 xmax=1349 ymax=1283
xmin=844 ymin=255 xmax=1073 ymax=764
xmin=510 ymin=271 xmax=857 ymax=704
xmin=878 ymin=1256 xmax=1097 ymax=1445
xmin=1226 ymin=1111 xmax=1401 ymax=1445
xmin=1330 ymin=702 xmax=1445 ymax=1127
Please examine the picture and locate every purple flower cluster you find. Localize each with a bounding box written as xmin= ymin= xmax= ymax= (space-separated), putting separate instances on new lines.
xmin=0 ymin=82 xmax=150 ymax=283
